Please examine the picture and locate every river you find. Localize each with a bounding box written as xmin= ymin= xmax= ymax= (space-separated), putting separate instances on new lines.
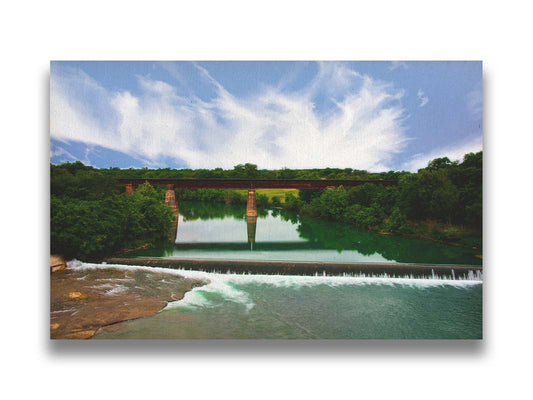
xmin=94 ymin=201 xmax=482 ymax=339
xmin=127 ymin=201 xmax=482 ymax=265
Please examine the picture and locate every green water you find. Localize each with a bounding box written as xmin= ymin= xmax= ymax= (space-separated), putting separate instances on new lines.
xmin=129 ymin=201 xmax=482 ymax=265
xmin=97 ymin=202 xmax=482 ymax=339
xmin=94 ymin=270 xmax=482 ymax=339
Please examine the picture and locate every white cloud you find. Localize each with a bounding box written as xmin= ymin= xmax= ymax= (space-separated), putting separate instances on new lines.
xmin=417 ymin=88 xmax=429 ymax=107
xmin=50 ymin=63 xmax=409 ymax=171
xmin=467 ymin=85 xmax=482 ymax=120
xmin=50 ymin=145 xmax=76 ymax=161
xmin=389 ymin=61 xmax=408 ymax=71
xmin=401 ymin=136 xmax=483 ymax=172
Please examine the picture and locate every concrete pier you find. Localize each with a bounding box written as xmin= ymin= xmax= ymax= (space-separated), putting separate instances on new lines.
xmin=164 ymin=184 xmax=178 ymax=213
xmin=164 ymin=184 xmax=179 ymax=241
xmin=246 ymin=188 xmax=257 ymax=217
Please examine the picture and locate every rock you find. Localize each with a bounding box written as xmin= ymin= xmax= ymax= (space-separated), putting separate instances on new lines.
xmin=50 ymin=265 xmax=207 ymax=339
xmin=61 ymin=330 xmax=97 ymax=339
xmin=66 ymin=291 xmax=87 ymax=299
xmin=50 ymin=255 xmax=66 ymax=272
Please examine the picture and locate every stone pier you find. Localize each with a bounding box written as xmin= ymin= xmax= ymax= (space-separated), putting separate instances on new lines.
xmin=164 ymin=184 xmax=179 ymax=241
xmin=246 ymin=188 xmax=257 ymax=217
xmin=125 ymin=183 xmax=134 ymax=195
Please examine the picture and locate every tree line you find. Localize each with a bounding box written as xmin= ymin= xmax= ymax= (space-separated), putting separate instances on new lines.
xmin=50 ymin=151 xmax=481 ymax=260
xmin=286 ymin=152 xmax=482 ymax=245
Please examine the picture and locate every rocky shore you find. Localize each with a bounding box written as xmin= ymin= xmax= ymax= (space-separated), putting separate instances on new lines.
xmin=50 ymin=258 xmax=207 ymax=339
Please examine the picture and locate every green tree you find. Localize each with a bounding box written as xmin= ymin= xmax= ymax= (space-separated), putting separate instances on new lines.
xmin=232 ymin=163 xmax=259 ymax=178
xmin=271 ymin=196 xmax=282 ymax=207
xmin=425 ymin=157 xmax=455 ymax=171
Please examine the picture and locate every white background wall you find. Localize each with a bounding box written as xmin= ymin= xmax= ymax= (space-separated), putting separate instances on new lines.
xmin=1 ymin=1 xmax=530 ymax=399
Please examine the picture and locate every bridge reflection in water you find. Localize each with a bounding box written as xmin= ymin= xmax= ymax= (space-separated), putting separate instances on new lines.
xmin=246 ymin=215 xmax=257 ymax=250
xmin=121 ymin=178 xmax=398 ymax=245
xmin=172 ymin=201 xmax=309 ymax=255
xmin=121 ymin=200 xmax=482 ymax=268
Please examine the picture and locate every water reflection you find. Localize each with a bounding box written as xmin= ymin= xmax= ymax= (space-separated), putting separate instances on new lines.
xmin=130 ymin=201 xmax=481 ymax=265
xmin=246 ymin=215 xmax=257 ymax=250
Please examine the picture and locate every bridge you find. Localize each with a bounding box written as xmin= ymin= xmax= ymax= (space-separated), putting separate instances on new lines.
xmin=119 ymin=178 xmax=397 ymax=216
xmin=119 ymin=178 xmax=398 ymax=243
xmin=118 ymin=178 xmax=397 ymax=190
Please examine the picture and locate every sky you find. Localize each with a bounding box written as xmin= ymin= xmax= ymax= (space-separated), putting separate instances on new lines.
xmin=50 ymin=61 xmax=482 ymax=172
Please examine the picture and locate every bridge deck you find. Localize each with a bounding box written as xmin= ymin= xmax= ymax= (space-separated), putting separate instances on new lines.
xmin=118 ymin=178 xmax=398 ymax=189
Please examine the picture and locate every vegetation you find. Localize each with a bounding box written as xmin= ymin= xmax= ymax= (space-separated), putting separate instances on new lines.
xmin=51 ymin=163 xmax=175 ymax=261
xmin=294 ymin=152 xmax=483 ymax=247
xmin=50 ymin=151 xmax=482 ymax=260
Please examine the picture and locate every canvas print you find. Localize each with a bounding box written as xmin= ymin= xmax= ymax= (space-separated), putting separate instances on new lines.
xmin=50 ymin=61 xmax=482 ymax=339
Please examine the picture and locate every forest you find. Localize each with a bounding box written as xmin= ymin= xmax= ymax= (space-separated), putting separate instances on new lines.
xmin=50 ymin=151 xmax=482 ymax=261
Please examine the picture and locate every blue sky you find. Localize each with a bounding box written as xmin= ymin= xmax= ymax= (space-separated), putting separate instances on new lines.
xmin=50 ymin=61 xmax=482 ymax=171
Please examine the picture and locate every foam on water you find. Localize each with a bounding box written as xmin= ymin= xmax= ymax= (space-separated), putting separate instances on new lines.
xmin=68 ymin=260 xmax=482 ymax=312
xmin=104 ymin=285 xmax=129 ymax=296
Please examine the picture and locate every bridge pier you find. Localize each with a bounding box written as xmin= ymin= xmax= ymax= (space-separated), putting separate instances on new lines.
xmin=164 ymin=184 xmax=179 ymax=241
xmin=125 ymin=183 xmax=134 ymax=195
xmin=246 ymin=189 xmax=257 ymax=217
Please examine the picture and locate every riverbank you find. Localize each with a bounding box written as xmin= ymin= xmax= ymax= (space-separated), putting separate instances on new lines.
xmin=295 ymin=209 xmax=482 ymax=250
xmin=50 ymin=261 xmax=207 ymax=339
xmin=393 ymin=219 xmax=482 ymax=249
xmin=298 ymin=213 xmax=482 ymax=250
